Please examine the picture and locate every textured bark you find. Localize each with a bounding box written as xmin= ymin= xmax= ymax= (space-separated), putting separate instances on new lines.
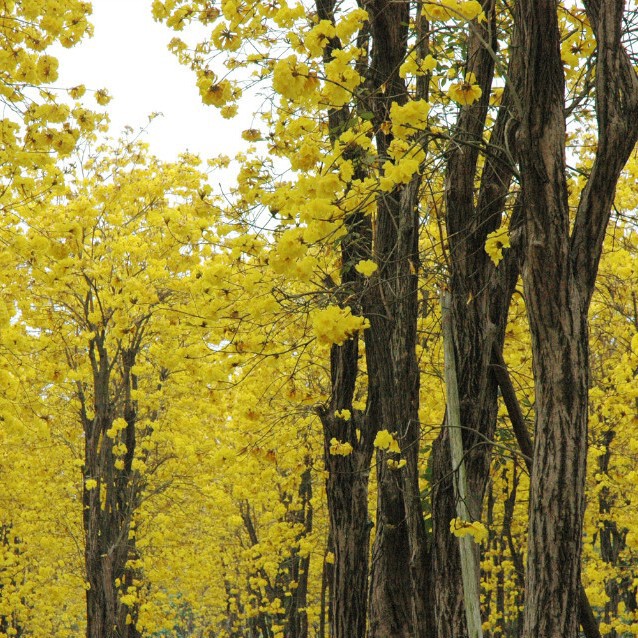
xmin=512 ymin=2 xmax=638 ymax=637
xmin=490 ymin=347 xmax=601 ymax=638
xmin=284 ymin=468 xmax=313 ymax=638
xmin=313 ymin=1 xmax=378 ymax=635
xmin=83 ymin=336 xmax=142 ymax=638
xmin=441 ymin=291 xmax=484 ymax=638
xmin=431 ymin=3 xmax=521 ymax=635
xmin=343 ymin=2 xmax=434 ymax=637
xmin=320 ymin=406 xmax=374 ymax=638
xmin=596 ymin=431 xmax=635 ymax=638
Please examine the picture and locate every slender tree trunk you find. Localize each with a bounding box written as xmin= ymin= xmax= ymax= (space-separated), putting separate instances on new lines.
xmin=362 ymin=2 xmax=433 ymax=635
xmin=431 ymin=3 xmax=521 ymax=635
xmin=285 ymin=467 xmax=313 ymax=638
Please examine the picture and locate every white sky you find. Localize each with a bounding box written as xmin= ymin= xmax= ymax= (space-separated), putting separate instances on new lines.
xmin=55 ymin=0 xmax=250 ymax=163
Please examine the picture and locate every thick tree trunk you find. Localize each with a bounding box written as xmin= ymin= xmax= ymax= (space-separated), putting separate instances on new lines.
xmin=513 ymin=2 xmax=638 ymax=636
xmin=362 ymin=2 xmax=433 ymax=635
xmin=320 ymin=406 xmax=374 ymax=638
xmin=491 ymin=346 xmax=602 ymax=638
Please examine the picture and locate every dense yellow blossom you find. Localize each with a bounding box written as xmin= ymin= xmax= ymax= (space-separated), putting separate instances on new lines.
xmin=312 ymin=306 xmax=370 ymax=346
xmin=450 ymin=518 xmax=489 ymax=544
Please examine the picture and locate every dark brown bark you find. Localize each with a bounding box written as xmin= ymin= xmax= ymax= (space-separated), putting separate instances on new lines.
xmin=512 ymin=1 xmax=638 ymax=636
xmin=319 ymin=407 xmax=375 ymax=638
xmin=596 ymin=430 xmax=636 ymax=638
xmin=490 ymin=345 xmax=602 ymax=638
xmin=313 ymin=1 xmax=378 ymax=635
xmin=431 ymin=3 xmax=522 ymax=635
xmin=361 ymin=2 xmax=433 ymax=635
xmin=83 ymin=333 xmax=143 ymax=638
xmin=284 ymin=467 xmax=313 ymax=638
xmin=318 ymin=533 xmax=333 ymax=638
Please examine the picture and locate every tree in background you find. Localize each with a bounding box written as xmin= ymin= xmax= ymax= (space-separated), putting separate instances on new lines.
xmin=12 ymin=139 xmax=227 ymax=638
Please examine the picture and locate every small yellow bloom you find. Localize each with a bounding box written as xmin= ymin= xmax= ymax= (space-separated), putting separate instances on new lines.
xmin=94 ymin=89 xmax=111 ymax=106
xmin=374 ymin=429 xmax=401 ymax=454
xmin=450 ymin=517 xmax=488 ymax=543
xmin=241 ymin=128 xmax=262 ymax=142
xmin=448 ymin=72 xmax=482 ymax=106
xmin=68 ymin=85 xmax=86 ymax=99
xmin=329 ymin=438 xmax=354 ymax=456
xmin=484 ymin=225 xmax=511 ymax=266
xmin=334 ymin=409 xmax=352 ymax=420
xmin=355 ymin=259 xmax=378 ymax=277
xmin=85 ymin=479 xmax=98 ymax=490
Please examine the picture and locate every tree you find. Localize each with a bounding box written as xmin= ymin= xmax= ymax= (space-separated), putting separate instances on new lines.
xmin=152 ymin=1 xmax=638 ymax=638
xmin=14 ymin=138 xmax=225 ymax=638
xmin=2 ymin=1 xmax=638 ymax=636
xmin=512 ymin=2 xmax=638 ymax=636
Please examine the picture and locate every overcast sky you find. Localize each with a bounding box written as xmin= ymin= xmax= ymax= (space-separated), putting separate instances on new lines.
xmin=55 ymin=0 xmax=249 ymax=163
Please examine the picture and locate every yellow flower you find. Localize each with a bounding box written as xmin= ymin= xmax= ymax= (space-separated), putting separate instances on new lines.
xmin=450 ymin=517 xmax=488 ymax=543
xmin=484 ymin=225 xmax=510 ymax=266
xmin=374 ymin=429 xmax=401 ymax=454
xmin=329 ymin=438 xmax=354 ymax=456
xmin=241 ymin=128 xmax=262 ymax=142
xmin=305 ymin=20 xmax=336 ymax=57
xmin=94 ymin=89 xmax=111 ymax=106
xmin=85 ymin=479 xmax=98 ymax=490
xmin=423 ymin=0 xmax=484 ymax=21
xmin=448 ymin=72 xmax=482 ymax=106
xmin=68 ymin=84 xmax=86 ymax=99
xmin=399 ymin=53 xmax=437 ymax=78
xmin=355 ymin=259 xmax=378 ymax=277
xmin=390 ymin=99 xmax=431 ymax=138
xmin=311 ymin=305 xmax=370 ymax=346
xmin=334 ymin=409 xmax=352 ymax=420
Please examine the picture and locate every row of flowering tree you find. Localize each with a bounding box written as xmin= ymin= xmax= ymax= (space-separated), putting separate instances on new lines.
xmin=1 ymin=1 xmax=638 ymax=637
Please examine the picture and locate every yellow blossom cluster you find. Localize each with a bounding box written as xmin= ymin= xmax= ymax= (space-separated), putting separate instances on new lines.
xmin=484 ymin=224 xmax=511 ymax=266
xmin=423 ymin=0 xmax=484 ymax=21
xmin=329 ymin=438 xmax=354 ymax=456
xmin=399 ymin=52 xmax=438 ymax=79
xmin=311 ymin=305 xmax=370 ymax=346
xmin=450 ymin=518 xmax=489 ymax=543
xmin=390 ymin=99 xmax=431 ymax=139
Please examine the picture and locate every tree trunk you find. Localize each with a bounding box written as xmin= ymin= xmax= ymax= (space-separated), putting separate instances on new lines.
xmin=431 ymin=3 xmax=521 ymax=635
xmin=83 ymin=337 xmax=142 ymax=638
xmin=362 ymin=2 xmax=432 ymax=635
xmin=320 ymin=406 xmax=374 ymax=638
xmin=285 ymin=467 xmax=313 ymax=638
xmin=512 ymin=2 xmax=638 ymax=636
